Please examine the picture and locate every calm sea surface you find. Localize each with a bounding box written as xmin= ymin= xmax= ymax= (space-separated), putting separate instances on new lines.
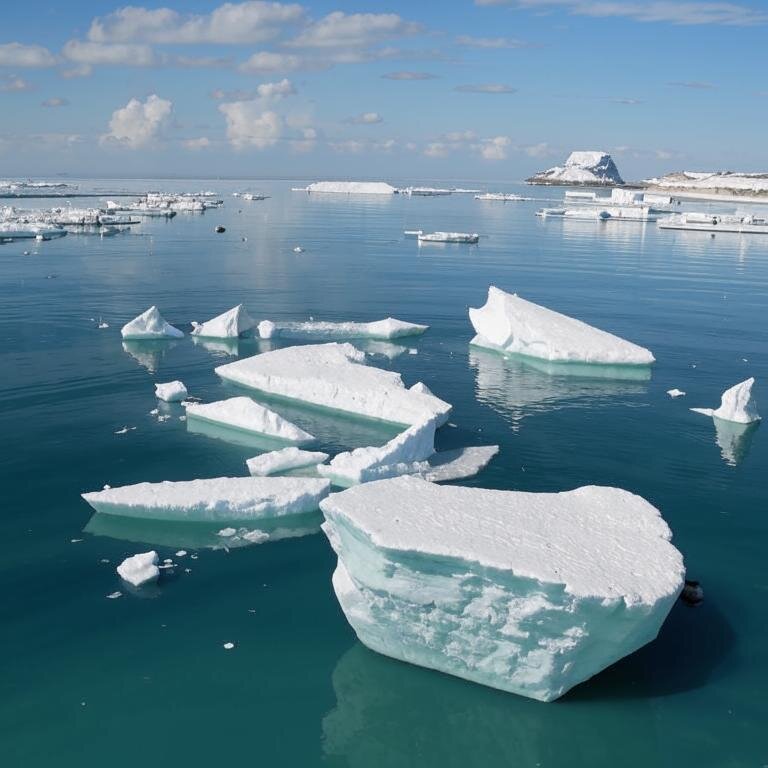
xmin=1 ymin=179 xmax=766 ymax=767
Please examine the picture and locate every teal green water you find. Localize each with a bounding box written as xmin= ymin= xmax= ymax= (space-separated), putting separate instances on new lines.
xmin=1 ymin=181 xmax=766 ymax=766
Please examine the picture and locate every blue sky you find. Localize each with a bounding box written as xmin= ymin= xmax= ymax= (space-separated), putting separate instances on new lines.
xmin=1 ymin=0 xmax=767 ymax=180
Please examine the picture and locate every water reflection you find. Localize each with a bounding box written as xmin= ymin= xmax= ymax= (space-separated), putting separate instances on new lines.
xmin=355 ymin=340 xmax=407 ymax=360
xmin=191 ymin=335 xmax=240 ymax=358
xmin=468 ymin=347 xmax=650 ymax=426
xmin=121 ymin=339 xmax=179 ymax=373
xmin=712 ymin=418 xmax=758 ymax=466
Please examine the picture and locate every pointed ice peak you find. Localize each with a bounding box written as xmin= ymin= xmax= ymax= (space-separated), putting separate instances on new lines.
xmin=121 ymin=306 xmax=184 ymax=340
xmin=691 ymin=377 xmax=760 ymax=424
xmin=191 ymin=304 xmax=255 ymax=339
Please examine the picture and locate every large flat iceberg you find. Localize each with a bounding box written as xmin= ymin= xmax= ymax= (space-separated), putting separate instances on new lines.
xmin=215 ymin=343 xmax=451 ymax=427
xmin=302 ymin=181 xmax=397 ymax=195
xmin=257 ymin=318 xmax=428 ymax=340
xmin=191 ymin=304 xmax=255 ymax=338
xmin=186 ymin=397 xmax=315 ymax=443
xmin=321 ymin=476 xmax=684 ymax=702
xmin=470 ymin=286 xmax=655 ymax=366
xmin=83 ymin=476 xmax=331 ymax=521
xmin=121 ymin=306 xmax=184 ymax=340
xmin=691 ymin=377 xmax=760 ymax=424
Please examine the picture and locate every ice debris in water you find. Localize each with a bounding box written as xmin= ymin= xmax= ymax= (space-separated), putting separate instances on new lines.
xmin=223 ymin=642 xmax=235 ymax=650
xmin=218 ymin=527 xmax=237 ymax=537
xmin=121 ymin=306 xmax=184 ymax=340
xmin=155 ymin=380 xmax=187 ymax=402
xmin=667 ymin=389 xmax=686 ymax=398
xmin=186 ymin=397 xmax=315 ymax=443
xmin=98 ymin=321 xmax=109 ymax=329
xmin=82 ymin=476 xmax=331 ymax=522
xmin=293 ymin=246 xmax=304 ymax=253
xmin=106 ymin=591 xmax=122 ymax=599
xmin=321 ymin=475 xmax=684 ymax=702
xmin=417 ymin=445 xmax=499 ymax=482
xmin=691 ymin=377 xmax=760 ymax=424
xmin=215 ymin=343 xmax=451 ymax=427
xmin=256 ymin=317 xmax=428 ymax=340
xmin=116 ymin=551 xmax=160 ymax=587
xmin=469 ymin=286 xmax=655 ymax=366
xmin=247 ymin=447 xmax=330 ymax=476
xmin=190 ymin=304 xmax=255 ymax=338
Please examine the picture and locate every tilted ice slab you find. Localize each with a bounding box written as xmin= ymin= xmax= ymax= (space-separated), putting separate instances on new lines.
xmin=470 ymin=286 xmax=655 ymax=366
xmin=121 ymin=306 xmax=184 ymax=340
xmin=417 ymin=444 xmax=499 ymax=482
xmin=257 ymin=317 xmax=428 ymax=340
xmin=215 ymin=343 xmax=451 ymax=427
xmin=155 ymin=380 xmax=187 ymax=402
xmin=186 ymin=397 xmax=315 ymax=443
xmin=117 ymin=551 xmax=159 ymax=587
xmin=247 ymin=447 xmax=330 ymax=476
xmin=83 ymin=476 xmax=331 ymax=521
xmin=191 ymin=304 xmax=255 ymax=338
xmin=691 ymin=377 xmax=760 ymax=424
xmin=321 ymin=476 xmax=684 ymax=702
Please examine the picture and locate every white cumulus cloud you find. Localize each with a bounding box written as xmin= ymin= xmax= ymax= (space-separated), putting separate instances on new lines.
xmin=344 ymin=112 xmax=383 ymax=125
xmin=239 ymin=51 xmax=305 ymax=73
xmin=63 ymin=40 xmax=159 ymax=67
xmin=183 ymin=137 xmax=211 ymax=150
xmin=473 ymin=135 xmax=511 ymax=160
xmin=219 ymin=100 xmax=284 ymax=149
xmin=0 ymin=43 xmax=56 ymax=68
xmin=101 ymin=94 xmax=173 ymax=148
xmin=256 ymin=78 xmax=296 ymax=98
xmin=288 ymin=12 xmax=422 ymax=48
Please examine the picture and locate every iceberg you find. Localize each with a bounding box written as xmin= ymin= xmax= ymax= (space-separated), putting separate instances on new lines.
xmin=690 ymin=378 xmax=760 ymax=424
xmin=321 ymin=476 xmax=684 ymax=702
xmin=527 ymin=151 xmax=624 ymax=186
xmin=319 ymin=419 xmax=437 ymax=486
xmin=83 ymin=476 xmax=331 ymax=521
xmin=116 ymin=551 xmax=159 ymax=587
xmin=121 ymin=306 xmax=184 ymax=340
xmin=257 ymin=317 xmax=428 ymax=340
xmin=215 ymin=343 xmax=451 ymax=427
xmin=190 ymin=304 xmax=255 ymax=338
xmin=186 ymin=397 xmax=315 ymax=444
xmin=155 ymin=380 xmax=187 ymax=402
xmin=247 ymin=447 xmax=330 ymax=476
xmin=302 ymin=181 xmax=398 ymax=195
xmin=469 ymin=286 xmax=655 ymax=366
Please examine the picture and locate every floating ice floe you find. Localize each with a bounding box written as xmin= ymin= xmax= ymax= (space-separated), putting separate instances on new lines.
xmin=186 ymin=397 xmax=315 ymax=443
xmin=215 ymin=343 xmax=451 ymax=427
xmin=321 ymin=476 xmax=684 ymax=702
xmin=116 ymin=551 xmax=160 ymax=587
xmin=690 ymin=377 xmax=760 ymax=424
xmin=300 ymin=181 xmax=398 ymax=195
xmin=417 ymin=445 xmax=499 ymax=482
xmin=121 ymin=306 xmax=184 ymax=340
xmin=82 ymin=476 xmax=331 ymax=521
xmin=469 ymin=286 xmax=655 ymax=366
xmin=191 ymin=304 xmax=255 ymax=338
xmin=155 ymin=380 xmax=188 ymax=402
xmin=247 ymin=447 xmax=330 ymax=476
xmin=667 ymin=388 xmax=686 ymax=398
xmin=257 ymin=317 xmax=428 ymax=340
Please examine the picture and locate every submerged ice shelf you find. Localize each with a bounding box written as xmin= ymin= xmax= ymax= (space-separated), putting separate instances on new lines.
xmin=321 ymin=476 xmax=684 ymax=702
xmin=470 ymin=286 xmax=655 ymax=366
xmin=247 ymin=447 xmax=330 ymax=476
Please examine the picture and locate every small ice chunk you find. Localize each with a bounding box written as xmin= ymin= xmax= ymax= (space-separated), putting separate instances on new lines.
xmin=106 ymin=591 xmax=122 ymax=599
xmin=175 ymin=550 xmax=187 ymax=557
xmin=242 ymin=529 xmax=269 ymax=544
xmin=258 ymin=319 xmax=276 ymax=339
xmin=218 ymin=527 xmax=237 ymax=537
xmin=114 ymin=427 xmax=129 ymax=435
xmin=121 ymin=306 xmax=184 ymax=340
xmin=186 ymin=397 xmax=315 ymax=443
xmin=149 ymin=408 xmax=159 ymax=416
xmin=247 ymin=447 xmax=330 ymax=476
xmin=191 ymin=304 xmax=255 ymax=338
xmin=691 ymin=377 xmax=760 ymax=424
xmin=116 ymin=551 xmax=159 ymax=587
xmin=155 ymin=380 xmax=188 ymax=402
xmin=293 ymin=246 xmax=304 ymax=253
xmin=98 ymin=322 xmax=109 ymax=329
xmin=667 ymin=389 xmax=686 ymax=398
xmin=223 ymin=642 xmax=235 ymax=650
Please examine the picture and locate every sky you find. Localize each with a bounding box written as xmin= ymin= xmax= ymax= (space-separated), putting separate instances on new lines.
xmin=1 ymin=0 xmax=767 ymax=181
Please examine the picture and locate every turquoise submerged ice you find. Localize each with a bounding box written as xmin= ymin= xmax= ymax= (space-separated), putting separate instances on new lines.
xmin=321 ymin=476 xmax=685 ymax=702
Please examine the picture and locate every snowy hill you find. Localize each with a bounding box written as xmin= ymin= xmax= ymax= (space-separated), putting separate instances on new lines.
xmin=644 ymin=171 xmax=768 ymax=198
xmin=527 ymin=151 xmax=624 ymax=186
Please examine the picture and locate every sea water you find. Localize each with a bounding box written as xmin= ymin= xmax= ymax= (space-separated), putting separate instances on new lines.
xmin=1 ymin=179 xmax=766 ymax=766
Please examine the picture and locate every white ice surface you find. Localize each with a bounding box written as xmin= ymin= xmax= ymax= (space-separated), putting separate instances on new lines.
xmin=691 ymin=377 xmax=760 ymax=424
xmin=247 ymin=447 xmax=330 ymax=476
xmin=116 ymin=550 xmax=159 ymax=587
xmin=121 ymin=306 xmax=184 ymax=340
xmin=529 ymin=151 xmax=624 ymax=186
xmin=191 ymin=304 xmax=255 ymax=338
xmin=186 ymin=397 xmax=314 ymax=443
xmin=215 ymin=343 xmax=451 ymax=427
xmin=418 ymin=445 xmax=499 ymax=482
xmin=667 ymin=388 xmax=686 ymax=398
xmin=83 ymin=476 xmax=331 ymax=521
xmin=469 ymin=286 xmax=655 ymax=366
xmin=257 ymin=317 xmax=428 ymax=340
xmin=321 ymin=476 xmax=684 ymax=701
xmin=304 ymin=181 xmax=397 ymax=195
xmin=155 ymin=380 xmax=188 ymax=402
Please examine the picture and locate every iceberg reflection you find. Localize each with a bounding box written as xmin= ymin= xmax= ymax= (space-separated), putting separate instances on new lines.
xmin=712 ymin=418 xmax=758 ymax=466
xmin=121 ymin=339 xmax=179 ymax=373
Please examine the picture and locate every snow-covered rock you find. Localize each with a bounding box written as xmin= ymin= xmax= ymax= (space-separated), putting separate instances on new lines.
xmin=215 ymin=343 xmax=451 ymax=427
xmin=319 ymin=419 xmax=437 ymax=486
xmin=469 ymin=286 xmax=655 ymax=366
xmin=155 ymin=380 xmax=188 ymax=402
xmin=116 ymin=551 xmax=159 ymax=587
xmin=691 ymin=377 xmax=760 ymax=424
xmin=257 ymin=317 xmax=428 ymax=340
xmin=186 ymin=397 xmax=315 ymax=443
xmin=321 ymin=476 xmax=684 ymax=702
xmin=645 ymin=170 xmax=768 ymax=198
xmin=121 ymin=306 xmax=184 ymax=340
xmin=247 ymin=447 xmax=330 ymax=476
xmin=83 ymin=476 xmax=331 ymax=521
xmin=191 ymin=304 xmax=255 ymax=338
xmin=528 ymin=151 xmax=624 ymax=186
xmin=303 ymin=181 xmax=397 ymax=195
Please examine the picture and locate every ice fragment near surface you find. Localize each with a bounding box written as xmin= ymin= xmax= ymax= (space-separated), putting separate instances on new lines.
xmin=155 ymin=380 xmax=188 ymax=402
xmin=247 ymin=447 xmax=330 ymax=476
xmin=321 ymin=476 xmax=684 ymax=702
xmin=121 ymin=306 xmax=184 ymax=340
xmin=191 ymin=304 xmax=255 ymax=338
xmin=690 ymin=377 xmax=760 ymax=424
xmin=257 ymin=317 xmax=428 ymax=340
xmin=116 ymin=551 xmax=159 ymax=587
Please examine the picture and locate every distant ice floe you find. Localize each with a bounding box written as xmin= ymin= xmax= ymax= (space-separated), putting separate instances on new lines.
xmin=215 ymin=342 xmax=451 ymax=427
xmin=320 ymin=475 xmax=684 ymax=702
xmin=191 ymin=304 xmax=255 ymax=339
xmin=691 ymin=378 xmax=760 ymax=424
xmin=257 ymin=317 xmax=428 ymax=341
xmin=121 ymin=306 xmax=184 ymax=340
xmin=155 ymin=380 xmax=187 ymax=402
xmin=297 ymin=181 xmax=398 ymax=195
xmin=116 ymin=551 xmax=159 ymax=587
xmin=469 ymin=286 xmax=655 ymax=367
xmin=247 ymin=447 xmax=330 ymax=477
